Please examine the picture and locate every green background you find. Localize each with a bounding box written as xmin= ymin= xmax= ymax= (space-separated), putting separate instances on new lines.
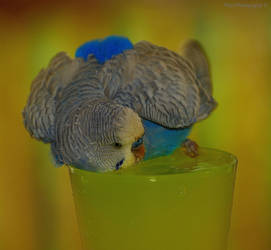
xmin=0 ymin=1 xmax=270 ymax=250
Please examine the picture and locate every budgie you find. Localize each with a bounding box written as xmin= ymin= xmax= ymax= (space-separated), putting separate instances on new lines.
xmin=23 ymin=35 xmax=217 ymax=172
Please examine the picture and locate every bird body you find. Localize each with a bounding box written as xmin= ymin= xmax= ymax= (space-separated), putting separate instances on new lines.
xmin=23 ymin=36 xmax=217 ymax=171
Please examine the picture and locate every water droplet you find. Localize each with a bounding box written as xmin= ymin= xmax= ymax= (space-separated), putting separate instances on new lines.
xmin=178 ymin=186 xmax=187 ymax=197
xmin=149 ymin=177 xmax=157 ymax=182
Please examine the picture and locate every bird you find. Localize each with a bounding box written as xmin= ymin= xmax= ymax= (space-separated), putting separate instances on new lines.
xmin=23 ymin=35 xmax=217 ymax=172
xmin=75 ymin=36 xmax=217 ymax=160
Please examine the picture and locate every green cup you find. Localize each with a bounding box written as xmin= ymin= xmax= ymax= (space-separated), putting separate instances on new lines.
xmin=69 ymin=148 xmax=237 ymax=250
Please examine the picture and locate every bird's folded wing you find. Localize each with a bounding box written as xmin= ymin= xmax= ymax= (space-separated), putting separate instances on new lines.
xmin=100 ymin=40 xmax=213 ymax=128
xmin=23 ymin=52 xmax=103 ymax=143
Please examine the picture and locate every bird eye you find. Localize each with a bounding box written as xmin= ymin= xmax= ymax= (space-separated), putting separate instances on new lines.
xmin=114 ymin=142 xmax=122 ymax=148
xmin=132 ymin=137 xmax=143 ymax=149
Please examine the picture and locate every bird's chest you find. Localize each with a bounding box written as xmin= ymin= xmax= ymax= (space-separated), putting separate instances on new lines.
xmin=142 ymin=119 xmax=191 ymax=160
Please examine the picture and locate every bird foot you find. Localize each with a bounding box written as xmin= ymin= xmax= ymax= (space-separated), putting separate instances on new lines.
xmin=182 ymin=139 xmax=199 ymax=158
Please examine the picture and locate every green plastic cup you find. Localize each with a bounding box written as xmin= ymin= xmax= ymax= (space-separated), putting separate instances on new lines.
xmin=69 ymin=148 xmax=237 ymax=250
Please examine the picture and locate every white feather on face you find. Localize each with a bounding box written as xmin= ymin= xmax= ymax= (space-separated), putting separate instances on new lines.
xmin=115 ymin=107 xmax=144 ymax=145
xmin=90 ymin=107 xmax=144 ymax=172
xmin=114 ymin=107 xmax=145 ymax=169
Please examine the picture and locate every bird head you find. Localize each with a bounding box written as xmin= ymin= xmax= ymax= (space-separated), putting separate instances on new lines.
xmin=54 ymin=100 xmax=145 ymax=172
xmin=90 ymin=105 xmax=145 ymax=172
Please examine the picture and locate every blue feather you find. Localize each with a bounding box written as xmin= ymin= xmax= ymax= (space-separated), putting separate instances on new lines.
xmin=75 ymin=35 xmax=133 ymax=63
xmin=142 ymin=119 xmax=191 ymax=160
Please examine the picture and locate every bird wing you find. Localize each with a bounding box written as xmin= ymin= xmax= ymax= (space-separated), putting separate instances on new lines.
xmin=100 ymin=40 xmax=216 ymax=128
xmin=22 ymin=52 xmax=101 ymax=143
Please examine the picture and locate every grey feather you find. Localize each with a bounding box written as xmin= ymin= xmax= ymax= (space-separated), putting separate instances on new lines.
xmin=23 ymin=52 xmax=82 ymax=142
xmin=180 ymin=40 xmax=217 ymax=120
xmin=99 ymin=40 xmax=216 ymax=129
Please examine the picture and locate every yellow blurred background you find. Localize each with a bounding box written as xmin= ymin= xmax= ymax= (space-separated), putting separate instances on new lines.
xmin=0 ymin=0 xmax=270 ymax=250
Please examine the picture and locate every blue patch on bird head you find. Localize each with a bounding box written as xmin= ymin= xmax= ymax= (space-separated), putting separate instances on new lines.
xmin=75 ymin=35 xmax=133 ymax=64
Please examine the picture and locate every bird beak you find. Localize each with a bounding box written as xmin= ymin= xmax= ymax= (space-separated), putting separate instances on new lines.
xmin=132 ymin=144 xmax=145 ymax=162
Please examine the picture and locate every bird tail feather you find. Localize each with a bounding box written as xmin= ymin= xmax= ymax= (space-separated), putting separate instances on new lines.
xmin=180 ymin=40 xmax=217 ymax=121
